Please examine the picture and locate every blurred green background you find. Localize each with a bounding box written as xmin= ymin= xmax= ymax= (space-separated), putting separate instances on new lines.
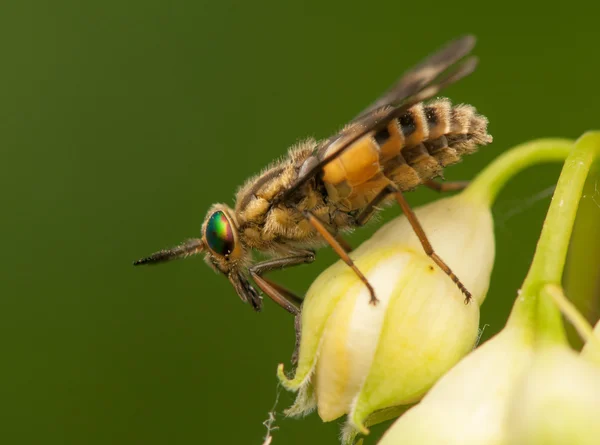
xmin=2 ymin=1 xmax=600 ymax=444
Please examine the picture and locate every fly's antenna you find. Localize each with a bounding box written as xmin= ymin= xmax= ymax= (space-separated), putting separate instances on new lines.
xmin=133 ymin=238 xmax=205 ymax=266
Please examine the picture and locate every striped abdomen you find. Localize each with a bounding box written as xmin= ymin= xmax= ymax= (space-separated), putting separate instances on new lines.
xmin=321 ymin=98 xmax=492 ymax=211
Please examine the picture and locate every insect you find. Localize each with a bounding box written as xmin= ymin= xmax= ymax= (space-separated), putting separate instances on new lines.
xmin=134 ymin=35 xmax=492 ymax=317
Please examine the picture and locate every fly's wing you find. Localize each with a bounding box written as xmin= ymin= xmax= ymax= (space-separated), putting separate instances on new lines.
xmin=278 ymin=35 xmax=478 ymax=202
xmin=353 ymin=35 xmax=476 ymax=120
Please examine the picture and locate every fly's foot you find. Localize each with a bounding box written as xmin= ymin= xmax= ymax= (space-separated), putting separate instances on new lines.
xmin=461 ymin=287 xmax=472 ymax=305
xmin=367 ymin=283 xmax=379 ymax=306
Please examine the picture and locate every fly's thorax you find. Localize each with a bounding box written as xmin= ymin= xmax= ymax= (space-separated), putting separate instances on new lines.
xmin=231 ymin=138 xmax=340 ymax=249
xmin=321 ymin=98 xmax=492 ymax=212
xmin=234 ymin=139 xmax=318 ymax=223
xmin=238 ymin=189 xmax=338 ymax=251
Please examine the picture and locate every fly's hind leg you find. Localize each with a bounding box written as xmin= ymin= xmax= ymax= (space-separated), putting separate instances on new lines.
xmin=353 ymin=180 xmax=470 ymax=226
xmin=355 ymin=183 xmax=473 ymax=304
xmin=393 ymin=188 xmax=472 ymax=304
xmin=424 ymin=179 xmax=470 ymax=193
xmin=355 ymin=185 xmax=395 ymax=226
xmin=303 ymin=210 xmax=378 ymax=305
xmin=334 ymin=232 xmax=353 ymax=252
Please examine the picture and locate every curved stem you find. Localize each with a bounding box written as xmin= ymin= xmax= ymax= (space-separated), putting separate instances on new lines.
xmin=507 ymin=132 xmax=600 ymax=337
xmin=463 ymin=138 xmax=573 ymax=207
xmin=563 ymin=161 xmax=600 ymax=345
xmin=582 ymin=321 xmax=600 ymax=367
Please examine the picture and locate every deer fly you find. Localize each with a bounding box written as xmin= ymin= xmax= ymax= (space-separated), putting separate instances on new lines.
xmin=134 ymin=35 xmax=492 ymax=318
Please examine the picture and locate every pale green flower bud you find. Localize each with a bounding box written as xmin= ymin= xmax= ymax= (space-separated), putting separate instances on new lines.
xmin=377 ymin=323 xmax=535 ymax=445
xmin=506 ymin=346 xmax=600 ymax=445
xmin=277 ymin=191 xmax=495 ymax=433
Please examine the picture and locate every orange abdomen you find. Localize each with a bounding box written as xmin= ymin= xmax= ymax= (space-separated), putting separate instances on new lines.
xmin=321 ymin=99 xmax=492 ymax=212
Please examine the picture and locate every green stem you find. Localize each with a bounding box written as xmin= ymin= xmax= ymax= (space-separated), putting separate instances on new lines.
xmin=507 ymin=132 xmax=600 ymax=339
xmin=459 ymin=137 xmax=575 ymax=333
xmin=544 ymin=283 xmax=598 ymax=347
xmin=537 ymin=285 xmax=568 ymax=347
xmin=581 ymin=321 xmax=600 ymax=367
xmin=463 ymin=138 xmax=573 ymax=207
xmin=563 ymin=160 xmax=600 ymax=346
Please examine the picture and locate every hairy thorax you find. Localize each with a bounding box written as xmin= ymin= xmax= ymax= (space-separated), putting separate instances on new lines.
xmin=234 ymin=140 xmax=350 ymax=253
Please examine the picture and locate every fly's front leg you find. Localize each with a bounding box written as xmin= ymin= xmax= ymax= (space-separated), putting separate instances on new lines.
xmin=424 ymin=179 xmax=470 ymax=193
xmin=291 ymin=314 xmax=302 ymax=365
xmin=248 ymin=251 xmax=315 ymax=316
xmin=303 ymin=210 xmax=378 ymax=305
xmin=392 ymin=187 xmax=472 ymax=303
xmin=249 ymin=251 xmax=314 ymax=364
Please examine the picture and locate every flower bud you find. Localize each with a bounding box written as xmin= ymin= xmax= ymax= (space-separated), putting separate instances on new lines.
xmin=277 ymin=192 xmax=495 ymax=434
xmin=377 ymin=323 xmax=534 ymax=445
xmin=506 ymin=346 xmax=600 ymax=445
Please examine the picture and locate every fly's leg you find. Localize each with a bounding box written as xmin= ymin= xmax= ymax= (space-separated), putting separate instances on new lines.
xmin=392 ymin=188 xmax=472 ymax=304
xmin=351 ymin=180 xmax=471 ymax=227
xmin=249 ymin=252 xmax=314 ymax=364
xmin=250 ymin=273 xmax=302 ymax=315
xmin=303 ymin=210 xmax=378 ymax=305
xmin=292 ymin=314 xmax=302 ymax=365
xmin=355 ymin=185 xmax=395 ymax=226
xmin=355 ymin=183 xmax=472 ymax=303
xmin=424 ymin=179 xmax=470 ymax=193
xmin=334 ymin=233 xmax=353 ymax=252
xmin=249 ymin=251 xmax=315 ymax=316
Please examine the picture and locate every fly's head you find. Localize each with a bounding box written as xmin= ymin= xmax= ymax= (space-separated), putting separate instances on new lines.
xmin=201 ymin=204 xmax=262 ymax=311
xmin=133 ymin=203 xmax=262 ymax=311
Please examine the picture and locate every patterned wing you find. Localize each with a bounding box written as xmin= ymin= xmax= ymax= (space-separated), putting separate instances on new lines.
xmin=279 ymin=35 xmax=479 ymax=202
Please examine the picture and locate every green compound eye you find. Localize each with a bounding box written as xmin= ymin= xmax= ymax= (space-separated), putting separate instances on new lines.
xmin=205 ymin=211 xmax=234 ymax=256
